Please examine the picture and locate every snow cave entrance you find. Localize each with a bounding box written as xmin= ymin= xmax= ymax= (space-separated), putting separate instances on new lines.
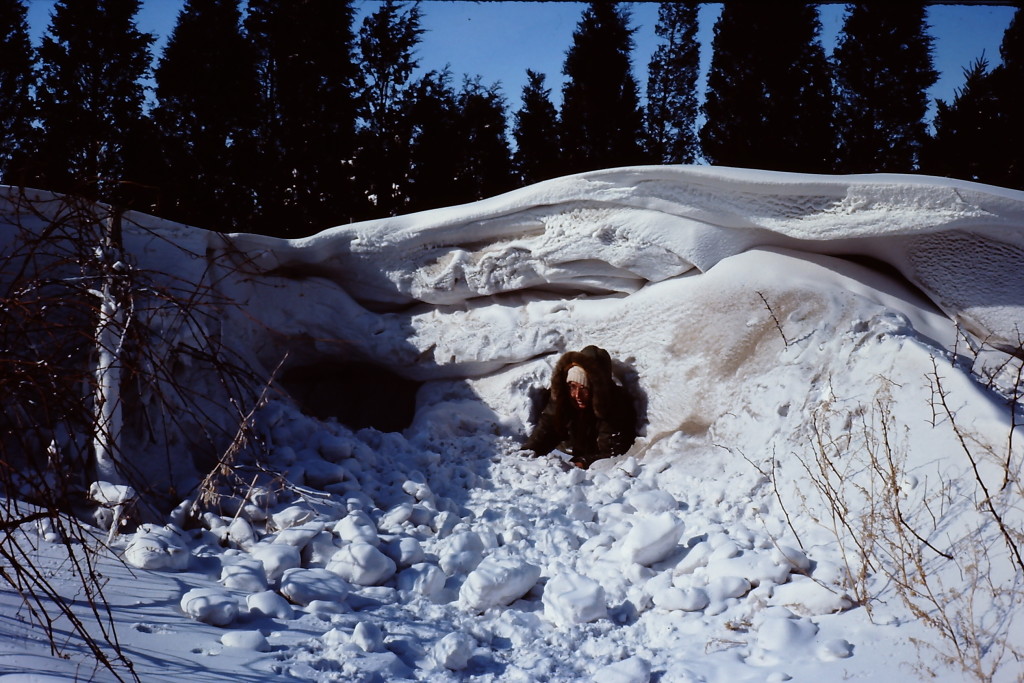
xmin=279 ymin=362 xmax=421 ymax=433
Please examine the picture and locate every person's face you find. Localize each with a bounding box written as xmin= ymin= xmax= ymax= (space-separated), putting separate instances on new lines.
xmin=568 ymin=381 xmax=590 ymax=409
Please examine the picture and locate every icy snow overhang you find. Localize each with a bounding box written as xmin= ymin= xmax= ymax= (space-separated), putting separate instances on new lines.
xmin=3 ymin=165 xmax=1023 ymax=423
xmin=207 ymin=166 xmax=1024 ymax=363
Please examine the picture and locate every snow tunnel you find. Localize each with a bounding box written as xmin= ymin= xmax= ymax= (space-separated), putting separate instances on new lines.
xmin=278 ymin=362 xmax=421 ymax=433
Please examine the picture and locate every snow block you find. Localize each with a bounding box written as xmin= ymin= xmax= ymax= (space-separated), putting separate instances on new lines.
xmin=327 ymin=542 xmax=397 ymax=586
xmin=440 ymin=531 xmax=486 ymax=575
xmin=382 ymin=536 xmax=425 ymax=568
xmin=270 ymin=504 xmax=315 ymax=531
xmin=459 ymin=557 xmax=541 ymax=613
xmin=180 ymin=587 xmax=238 ymax=627
xmin=592 ymin=656 xmax=651 ymax=683
xmin=250 ymin=543 xmax=302 ymax=583
xmin=542 ymin=571 xmax=608 ymax=626
xmin=397 ymin=563 xmax=446 ymax=601
xmin=433 ymin=632 xmax=477 ymax=671
xmin=769 ymin=576 xmax=853 ymax=616
xmin=221 ymin=630 xmax=270 ymax=652
xmin=124 ymin=525 xmax=191 ymax=571
xmin=246 ymin=590 xmax=293 ymax=619
xmin=352 ymin=621 xmax=384 ymax=652
xmin=652 ymin=586 xmax=709 ymax=613
xmin=334 ymin=511 xmax=380 ymax=546
xmin=279 ymin=567 xmax=351 ymax=606
xmin=627 ymin=489 xmax=678 ymax=515
xmin=750 ymin=615 xmax=819 ymax=666
xmin=620 ymin=512 xmax=684 ymax=566
xmin=220 ymin=559 xmax=268 ymax=592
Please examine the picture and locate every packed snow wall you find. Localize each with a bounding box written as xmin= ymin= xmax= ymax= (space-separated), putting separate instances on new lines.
xmin=2 ymin=166 xmax=1023 ymax=506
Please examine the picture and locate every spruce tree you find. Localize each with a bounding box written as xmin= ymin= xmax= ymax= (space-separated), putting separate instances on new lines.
xmin=0 ymin=0 xmax=34 ymax=184
xmin=33 ymin=0 xmax=153 ymax=202
xmin=700 ymin=2 xmax=835 ymax=173
xmin=354 ymin=0 xmax=423 ymax=219
xmin=833 ymin=3 xmax=937 ymax=173
xmin=986 ymin=7 xmax=1023 ymax=189
xmin=924 ymin=58 xmax=1000 ymax=184
xmin=458 ymin=77 xmax=514 ymax=203
xmin=513 ymin=70 xmax=561 ymax=185
xmin=560 ymin=1 xmax=647 ymax=175
xmin=646 ymin=2 xmax=699 ymax=164
xmin=245 ymin=0 xmax=359 ymax=236
xmin=404 ymin=68 xmax=462 ymax=213
xmin=152 ymin=0 xmax=259 ymax=230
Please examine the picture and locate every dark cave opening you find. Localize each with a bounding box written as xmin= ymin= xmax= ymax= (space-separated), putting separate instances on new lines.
xmin=279 ymin=362 xmax=422 ymax=433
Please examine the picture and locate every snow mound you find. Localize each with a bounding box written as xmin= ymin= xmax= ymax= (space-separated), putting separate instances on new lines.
xmin=1 ymin=167 xmax=1023 ymax=682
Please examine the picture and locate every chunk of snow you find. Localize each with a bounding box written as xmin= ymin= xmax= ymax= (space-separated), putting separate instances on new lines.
xmin=673 ymin=540 xmax=712 ymax=575
xmin=278 ymin=567 xmax=351 ymax=606
xmin=220 ymin=630 xmax=269 ymax=651
xmin=459 ymin=557 xmax=541 ymax=613
xmin=397 ymin=563 xmax=446 ymax=601
xmin=250 ymin=543 xmax=301 ymax=583
xmin=334 ymin=511 xmax=380 ymax=546
xmin=378 ymin=502 xmax=414 ymax=530
xmin=326 ymin=542 xmax=396 ymax=586
xmin=592 ymin=656 xmax=651 ymax=683
xmin=88 ymin=481 xmax=136 ymax=505
xmin=620 ymin=512 xmax=684 ymax=566
xmin=440 ymin=530 xmax=486 ymax=575
xmin=124 ymin=525 xmax=190 ymax=571
xmin=626 ymin=489 xmax=678 ymax=515
xmin=771 ymin=545 xmax=811 ymax=572
xmin=352 ymin=621 xmax=384 ymax=652
xmin=433 ymin=632 xmax=476 ymax=671
xmin=220 ymin=560 xmax=268 ymax=592
xmin=382 ymin=536 xmax=425 ymax=567
xmin=542 ymin=571 xmax=608 ymax=626
xmin=246 ymin=590 xmax=293 ymax=620
xmin=180 ymin=588 xmax=238 ymax=627
xmin=272 ymin=521 xmax=325 ymax=549
xmin=769 ymin=576 xmax=854 ymax=616
xmin=652 ymin=586 xmax=709 ymax=613
xmin=270 ymin=504 xmax=315 ymax=531
xmin=750 ymin=615 xmax=820 ymax=666
xmin=226 ymin=517 xmax=257 ymax=550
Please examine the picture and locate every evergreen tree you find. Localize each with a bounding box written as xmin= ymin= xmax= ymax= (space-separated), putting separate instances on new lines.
xmin=404 ymin=68 xmax=462 ymax=212
xmin=985 ymin=7 xmax=1024 ymax=189
xmin=924 ymin=58 xmax=1000 ymax=184
xmin=513 ymin=70 xmax=561 ymax=185
xmin=0 ymin=0 xmax=34 ymax=184
xmin=152 ymin=0 xmax=259 ymax=230
xmin=833 ymin=3 xmax=937 ymax=173
xmin=646 ymin=2 xmax=699 ymax=164
xmin=246 ymin=0 xmax=359 ymax=236
xmin=700 ymin=2 xmax=835 ymax=173
xmin=354 ymin=0 xmax=423 ymax=219
xmin=560 ymin=1 xmax=647 ymax=175
xmin=33 ymin=0 xmax=153 ymax=202
xmin=458 ymin=77 xmax=514 ymax=202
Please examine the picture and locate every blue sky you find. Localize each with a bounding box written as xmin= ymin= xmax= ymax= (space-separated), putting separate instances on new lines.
xmin=25 ymin=1 xmax=1018 ymax=121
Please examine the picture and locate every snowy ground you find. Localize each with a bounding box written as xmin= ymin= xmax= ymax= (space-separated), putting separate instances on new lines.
xmin=2 ymin=166 xmax=1024 ymax=682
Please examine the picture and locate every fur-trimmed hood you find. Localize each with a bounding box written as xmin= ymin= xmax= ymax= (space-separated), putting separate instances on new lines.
xmin=549 ymin=345 xmax=616 ymax=420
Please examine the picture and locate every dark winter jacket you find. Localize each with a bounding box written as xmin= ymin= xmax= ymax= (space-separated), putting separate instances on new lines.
xmin=523 ymin=345 xmax=637 ymax=468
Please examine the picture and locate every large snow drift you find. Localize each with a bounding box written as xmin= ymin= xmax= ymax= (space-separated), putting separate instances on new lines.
xmin=113 ymin=165 xmax=1024 ymax=454
xmin=1 ymin=166 xmax=1023 ymax=682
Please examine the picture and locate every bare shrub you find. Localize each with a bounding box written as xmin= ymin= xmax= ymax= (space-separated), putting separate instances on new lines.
xmin=0 ymin=188 xmax=266 ymax=680
xmin=782 ymin=366 xmax=1024 ymax=681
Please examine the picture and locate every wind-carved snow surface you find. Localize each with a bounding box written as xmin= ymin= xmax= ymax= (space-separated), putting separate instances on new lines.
xmin=2 ymin=166 xmax=1024 ymax=682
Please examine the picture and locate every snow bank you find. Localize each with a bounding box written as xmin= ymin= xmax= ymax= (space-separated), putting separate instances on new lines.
xmin=1 ymin=166 xmax=1023 ymax=682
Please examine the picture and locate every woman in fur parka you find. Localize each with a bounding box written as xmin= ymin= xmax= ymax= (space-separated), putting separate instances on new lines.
xmin=523 ymin=345 xmax=637 ymax=469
